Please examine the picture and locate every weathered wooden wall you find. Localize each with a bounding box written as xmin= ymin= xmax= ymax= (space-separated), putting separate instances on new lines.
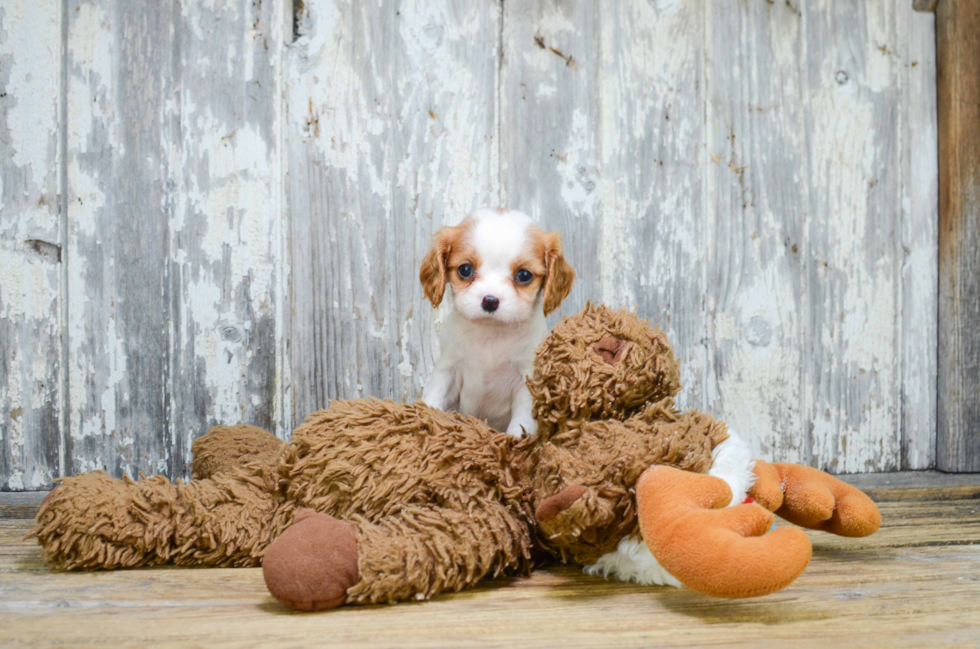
xmin=0 ymin=0 xmax=939 ymax=489
xmin=936 ymin=0 xmax=980 ymax=472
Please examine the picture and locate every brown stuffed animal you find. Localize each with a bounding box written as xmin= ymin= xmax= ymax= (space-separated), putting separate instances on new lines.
xmin=32 ymin=305 xmax=881 ymax=609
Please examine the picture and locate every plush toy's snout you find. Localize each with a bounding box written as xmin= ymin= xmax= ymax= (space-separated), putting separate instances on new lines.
xmin=535 ymin=485 xmax=587 ymax=522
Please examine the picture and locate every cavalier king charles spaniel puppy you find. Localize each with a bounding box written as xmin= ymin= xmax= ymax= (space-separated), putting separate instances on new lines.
xmin=419 ymin=208 xmax=575 ymax=437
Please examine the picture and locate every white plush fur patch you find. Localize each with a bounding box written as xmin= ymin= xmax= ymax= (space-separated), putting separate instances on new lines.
xmin=583 ymin=430 xmax=756 ymax=587
xmin=583 ymin=534 xmax=683 ymax=587
xmin=707 ymin=428 xmax=757 ymax=505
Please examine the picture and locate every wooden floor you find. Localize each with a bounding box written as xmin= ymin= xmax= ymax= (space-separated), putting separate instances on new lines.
xmin=2 ymin=484 xmax=980 ymax=647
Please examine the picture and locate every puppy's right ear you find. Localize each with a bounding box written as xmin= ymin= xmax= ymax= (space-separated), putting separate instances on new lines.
xmin=419 ymin=225 xmax=458 ymax=308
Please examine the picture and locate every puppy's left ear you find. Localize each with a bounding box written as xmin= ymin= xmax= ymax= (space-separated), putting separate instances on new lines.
xmin=542 ymin=231 xmax=575 ymax=315
xmin=419 ymin=225 xmax=458 ymax=308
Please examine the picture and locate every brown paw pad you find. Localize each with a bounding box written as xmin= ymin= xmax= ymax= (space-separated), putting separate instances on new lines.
xmin=263 ymin=510 xmax=359 ymax=611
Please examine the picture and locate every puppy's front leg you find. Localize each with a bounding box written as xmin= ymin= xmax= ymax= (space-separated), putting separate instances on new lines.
xmin=422 ymin=365 xmax=459 ymax=411
xmin=506 ymin=383 xmax=536 ymax=438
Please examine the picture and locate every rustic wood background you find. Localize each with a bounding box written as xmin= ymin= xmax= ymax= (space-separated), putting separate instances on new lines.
xmin=0 ymin=0 xmax=939 ymax=490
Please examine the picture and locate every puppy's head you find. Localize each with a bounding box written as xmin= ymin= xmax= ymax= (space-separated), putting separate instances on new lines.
xmin=419 ymin=208 xmax=575 ymax=323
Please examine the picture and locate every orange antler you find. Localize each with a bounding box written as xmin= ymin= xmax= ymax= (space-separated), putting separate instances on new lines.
xmin=636 ymin=466 xmax=812 ymax=598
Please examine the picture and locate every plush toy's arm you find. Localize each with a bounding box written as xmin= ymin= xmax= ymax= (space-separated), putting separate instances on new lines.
xmin=535 ymin=484 xmax=615 ymax=543
xmin=33 ymin=468 xmax=291 ymax=571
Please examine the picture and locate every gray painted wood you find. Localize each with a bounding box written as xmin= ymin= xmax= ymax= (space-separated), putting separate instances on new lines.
xmin=596 ymin=0 xmax=706 ymax=415
xmin=499 ymin=1 xmax=603 ymax=333
xmin=802 ymin=0 xmax=905 ymax=473
xmin=65 ymin=0 xmax=175 ymax=478
xmin=937 ymin=0 xmax=980 ymax=472
xmin=166 ymin=0 xmax=287 ymax=471
xmin=0 ymin=0 xmax=945 ymax=488
xmin=0 ymin=1 xmax=63 ymax=490
xmin=63 ymin=0 xmax=285 ymax=482
xmin=903 ymin=10 xmax=938 ymax=470
xmin=286 ymin=0 xmax=500 ymax=421
xmin=703 ymin=0 xmax=808 ymax=463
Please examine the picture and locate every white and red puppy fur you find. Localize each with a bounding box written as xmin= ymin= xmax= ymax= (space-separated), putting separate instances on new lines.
xmin=419 ymin=208 xmax=575 ymax=437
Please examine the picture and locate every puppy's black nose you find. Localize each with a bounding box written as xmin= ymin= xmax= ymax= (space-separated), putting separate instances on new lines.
xmin=481 ymin=296 xmax=500 ymax=313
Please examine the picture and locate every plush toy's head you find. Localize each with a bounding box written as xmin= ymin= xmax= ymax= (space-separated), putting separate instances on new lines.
xmin=527 ymin=303 xmax=682 ymax=434
xmin=522 ymin=304 xmax=724 ymax=566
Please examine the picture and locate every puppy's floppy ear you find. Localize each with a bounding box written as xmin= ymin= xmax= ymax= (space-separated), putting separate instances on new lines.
xmin=542 ymin=231 xmax=575 ymax=315
xmin=419 ymin=225 xmax=458 ymax=308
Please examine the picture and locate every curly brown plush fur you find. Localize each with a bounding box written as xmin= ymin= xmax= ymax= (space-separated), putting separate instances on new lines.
xmin=36 ymin=466 xmax=293 ymax=570
xmin=527 ymin=400 xmax=727 ymax=564
xmin=191 ymin=424 xmax=285 ymax=479
xmin=527 ymin=304 xmax=682 ymax=432
xmin=33 ymin=304 xmax=728 ymax=608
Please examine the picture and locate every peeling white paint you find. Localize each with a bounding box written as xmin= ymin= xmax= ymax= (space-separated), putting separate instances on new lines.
xmin=2 ymin=4 xmax=59 ymax=183
xmin=0 ymin=0 xmax=63 ymax=490
xmin=398 ymin=317 xmax=415 ymax=379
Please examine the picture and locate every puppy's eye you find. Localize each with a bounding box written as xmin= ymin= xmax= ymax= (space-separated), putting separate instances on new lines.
xmin=457 ymin=263 xmax=474 ymax=279
xmin=515 ymin=268 xmax=533 ymax=285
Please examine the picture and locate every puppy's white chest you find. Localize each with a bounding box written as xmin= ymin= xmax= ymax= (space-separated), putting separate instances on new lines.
xmin=458 ymin=359 xmax=525 ymax=430
xmin=443 ymin=313 xmax=544 ymax=432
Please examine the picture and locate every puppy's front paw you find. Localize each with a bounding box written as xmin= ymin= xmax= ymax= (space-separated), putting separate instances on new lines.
xmin=422 ymin=396 xmax=445 ymax=411
xmin=506 ymin=417 xmax=536 ymax=438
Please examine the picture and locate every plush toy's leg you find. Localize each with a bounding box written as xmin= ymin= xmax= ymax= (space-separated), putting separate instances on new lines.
xmin=636 ymin=466 xmax=812 ymax=598
xmin=34 ymin=472 xmax=178 ymax=570
xmin=748 ymin=461 xmax=881 ymax=537
xmin=191 ymin=424 xmax=285 ymax=479
xmin=263 ymin=502 xmax=533 ymax=611
xmin=33 ymin=469 xmax=292 ymax=570
xmin=169 ymin=470 xmax=294 ymax=567
xmin=262 ymin=510 xmax=359 ymax=611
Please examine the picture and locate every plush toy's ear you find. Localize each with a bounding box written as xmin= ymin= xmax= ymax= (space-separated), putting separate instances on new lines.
xmin=419 ymin=225 xmax=460 ymax=308
xmin=541 ymin=231 xmax=575 ymax=315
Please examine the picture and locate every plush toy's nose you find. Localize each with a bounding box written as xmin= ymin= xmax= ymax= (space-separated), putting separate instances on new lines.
xmin=481 ymin=295 xmax=500 ymax=313
xmin=594 ymin=336 xmax=626 ymax=364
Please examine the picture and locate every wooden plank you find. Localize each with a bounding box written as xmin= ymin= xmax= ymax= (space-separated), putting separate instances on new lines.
xmin=2 ymin=496 xmax=980 ymax=647
xmin=64 ymin=0 xmax=174 ymax=478
xmin=0 ymin=491 xmax=48 ymax=519
xmin=0 ymin=1 xmax=63 ymax=491
xmin=166 ymin=0 xmax=288 ymax=473
xmin=902 ymin=9 xmax=939 ymax=469
xmin=863 ymin=484 xmax=980 ymax=502
xmin=840 ymin=469 xmax=980 ymax=490
xmin=937 ymin=0 xmax=980 ymax=472
xmin=914 ymin=0 xmax=939 ymax=13
xmin=597 ymin=0 xmax=706 ymax=413
xmin=286 ymin=0 xmax=500 ymax=418
xmin=803 ymin=0 xmax=905 ymax=473
xmin=0 ymin=490 xmax=44 ymax=519
xmin=64 ymin=0 xmax=287 ymax=481
xmin=702 ymin=0 xmax=807 ymax=462
xmin=499 ymin=1 xmax=602 ymax=328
